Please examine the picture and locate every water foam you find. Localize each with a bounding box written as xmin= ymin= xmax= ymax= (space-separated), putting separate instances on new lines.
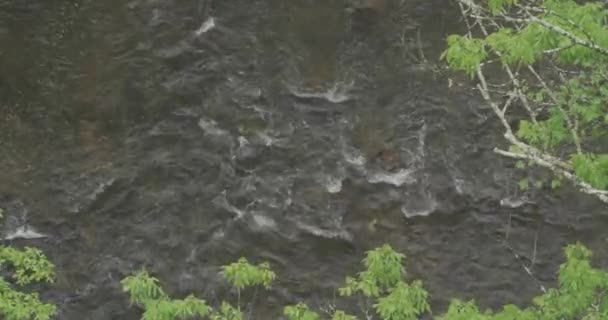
xmin=344 ymin=149 xmax=366 ymax=166
xmin=367 ymin=168 xmax=416 ymax=187
xmin=288 ymin=83 xmax=352 ymax=103
xmin=252 ymin=214 xmax=277 ymax=230
xmin=4 ymin=225 xmax=47 ymax=240
xmin=324 ymin=176 xmax=343 ymax=194
xmin=500 ymin=196 xmax=534 ymax=208
xmin=294 ymin=220 xmax=353 ymax=241
xmin=195 ymin=17 xmax=215 ymax=35
xmin=401 ymin=198 xmax=438 ymax=219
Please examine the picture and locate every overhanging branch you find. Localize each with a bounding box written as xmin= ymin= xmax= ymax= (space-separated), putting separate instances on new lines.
xmin=494 ymin=148 xmax=608 ymax=204
xmin=454 ymin=0 xmax=608 ymax=205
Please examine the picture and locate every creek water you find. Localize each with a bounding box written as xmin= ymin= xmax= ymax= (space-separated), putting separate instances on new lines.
xmin=0 ymin=0 xmax=607 ymax=319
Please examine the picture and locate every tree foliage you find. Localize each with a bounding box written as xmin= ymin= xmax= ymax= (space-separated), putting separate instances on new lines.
xmin=440 ymin=243 xmax=608 ymax=320
xmin=338 ymin=244 xmax=430 ymax=320
xmin=331 ymin=310 xmax=357 ymax=320
xmin=123 ymin=242 xmax=608 ymax=320
xmin=121 ymin=257 xmax=276 ymax=320
xmin=0 ymin=246 xmax=56 ymax=320
xmin=222 ymin=258 xmax=275 ymax=291
xmin=121 ymin=270 xmax=212 ymax=320
xmin=339 ymin=244 xmax=407 ymax=298
xmin=210 ymin=302 xmax=243 ymax=320
xmin=284 ymin=303 xmax=320 ymax=320
xmin=443 ymin=0 xmax=608 ymax=203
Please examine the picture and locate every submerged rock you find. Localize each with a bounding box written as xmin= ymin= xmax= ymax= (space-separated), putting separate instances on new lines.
xmin=375 ymin=148 xmax=401 ymax=171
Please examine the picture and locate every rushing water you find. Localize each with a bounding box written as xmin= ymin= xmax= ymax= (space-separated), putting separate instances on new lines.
xmin=1 ymin=0 xmax=607 ymax=319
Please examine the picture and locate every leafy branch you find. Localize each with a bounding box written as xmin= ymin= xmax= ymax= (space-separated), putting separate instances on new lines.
xmin=122 ymin=258 xmax=276 ymax=320
xmin=444 ymin=0 xmax=608 ymax=203
xmin=0 ymin=246 xmax=56 ymax=320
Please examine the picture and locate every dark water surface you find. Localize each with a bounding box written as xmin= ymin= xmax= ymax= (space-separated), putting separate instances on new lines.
xmin=1 ymin=0 xmax=607 ymax=319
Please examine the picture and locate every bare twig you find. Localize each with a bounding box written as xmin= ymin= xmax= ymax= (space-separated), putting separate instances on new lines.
xmin=503 ymin=241 xmax=547 ymax=293
xmin=543 ymin=45 xmax=575 ymax=54
xmin=501 ymin=89 xmax=518 ymax=114
xmin=530 ymin=231 xmax=538 ymax=268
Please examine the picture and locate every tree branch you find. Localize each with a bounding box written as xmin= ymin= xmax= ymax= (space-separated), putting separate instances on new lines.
xmin=530 ymin=16 xmax=608 ymax=54
xmin=458 ymin=1 xmax=539 ymax=124
xmin=475 ymin=66 xmax=573 ymax=170
xmin=494 ymin=148 xmax=608 ymax=204
xmin=521 ymin=5 xmax=598 ymax=46
xmin=501 ymin=15 xmax=608 ymax=56
xmin=462 ymin=0 xmax=608 ymax=56
xmin=454 ymin=0 xmax=608 ymax=204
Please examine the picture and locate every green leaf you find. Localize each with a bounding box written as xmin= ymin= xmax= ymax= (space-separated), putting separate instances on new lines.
xmin=0 ymin=246 xmax=56 ymax=320
xmin=442 ymin=35 xmax=488 ymax=78
xmin=211 ymin=302 xmax=242 ymax=320
xmin=222 ymin=258 xmax=276 ymax=291
xmin=338 ymin=277 xmax=357 ymax=297
xmin=487 ymin=0 xmax=518 ymax=15
xmin=374 ymin=281 xmax=430 ymax=320
xmin=571 ymin=154 xmax=608 ymax=189
xmin=121 ymin=270 xmax=167 ymax=304
xmin=518 ymin=178 xmax=529 ymax=191
xmin=331 ymin=310 xmax=357 ymax=320
xmin=438 ymin=299 xmax=488 ymax=320
xmin=0 ymin=247 xmax=55 ymax=285
xmin=284 ymin=303 xmax=319 ymax=320
xmin=121 ymin=271 xmax=210 ymax=320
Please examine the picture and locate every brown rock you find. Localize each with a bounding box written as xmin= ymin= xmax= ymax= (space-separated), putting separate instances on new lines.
xmin=375 ymin=148 xmax=401 ymax=171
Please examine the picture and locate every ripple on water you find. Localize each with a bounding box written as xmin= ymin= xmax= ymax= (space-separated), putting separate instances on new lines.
xmin=293 ymin=220 xmax=353 ymax=242
xmin=211 ymin=191 xmax=245 ymax=220
xmin=287 ymin=82 xmax=353 ymax=104
xmin=198 ymin=117 xmax=229 ymax=136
